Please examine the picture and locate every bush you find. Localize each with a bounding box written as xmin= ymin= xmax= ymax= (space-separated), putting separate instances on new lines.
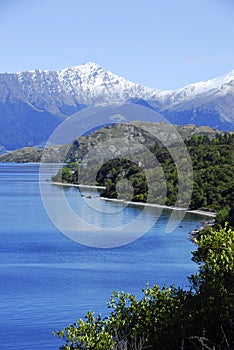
xmin=54 ymin=225 xmax=234 ymax=349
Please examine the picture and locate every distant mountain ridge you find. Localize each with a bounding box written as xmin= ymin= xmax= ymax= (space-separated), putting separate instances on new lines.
xmin=0 ymin=62 xmax=234 ymax=149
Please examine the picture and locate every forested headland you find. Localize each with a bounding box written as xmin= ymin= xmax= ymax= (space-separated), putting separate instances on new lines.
xmin=52 ymin=131 xmax=234 ymax=222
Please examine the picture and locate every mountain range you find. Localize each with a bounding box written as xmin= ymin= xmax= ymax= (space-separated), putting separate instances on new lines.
xmin=0 ymin=62 xmax=234 ymax=150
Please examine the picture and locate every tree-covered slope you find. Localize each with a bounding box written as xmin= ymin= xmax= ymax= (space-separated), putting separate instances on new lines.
xmin=53 ymin=128 xmax=234 ymax=213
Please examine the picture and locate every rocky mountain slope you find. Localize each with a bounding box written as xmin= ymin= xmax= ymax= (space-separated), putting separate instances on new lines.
xmin=0 ymin=63 xmax=234 ymax=149
xmin=0 ymin=122 xmax=223 ymax=163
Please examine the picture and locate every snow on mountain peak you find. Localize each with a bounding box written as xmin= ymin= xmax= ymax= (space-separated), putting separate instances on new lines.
xmin=2 ymin=63 xmax=234 ymax=120
xmin=1 ymin=63 xmax=234 ymax=145
xmin=156 ymin=69 xmax=234 ymax=108
xmin=55 ymin=62 xmax=159 ymax=105
xmin=59 ymin=61 xmax=102 ymax=75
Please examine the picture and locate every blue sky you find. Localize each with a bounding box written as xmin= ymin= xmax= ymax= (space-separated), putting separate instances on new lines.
xmin=1 ymin=0 xmax=234 ymax=89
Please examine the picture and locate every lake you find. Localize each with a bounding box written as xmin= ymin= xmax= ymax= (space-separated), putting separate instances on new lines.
xmin=0 ymin=163 xmax=207 ymax=350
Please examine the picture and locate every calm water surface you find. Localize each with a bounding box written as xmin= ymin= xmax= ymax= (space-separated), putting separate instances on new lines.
xmin=0 ymin=163 xmax=206 ymax=349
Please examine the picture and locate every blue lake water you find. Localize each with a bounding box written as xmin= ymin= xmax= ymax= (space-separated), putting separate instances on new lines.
xmin=0 ymin=163 xmax=206 ymax=349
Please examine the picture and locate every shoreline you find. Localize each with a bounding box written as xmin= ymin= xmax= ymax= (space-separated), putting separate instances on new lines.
xmin=187 ymin=209 xmax=216 ymax=217
xmin=50 ymin=181 xmax=216 ymax=218
xmin=51 ymin=181 xmax=106 ymax=190
xmin=100 ymin=197 xmax=216 ymax=217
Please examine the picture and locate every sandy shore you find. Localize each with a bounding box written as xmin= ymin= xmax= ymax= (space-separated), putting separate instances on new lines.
xmin=50 ymin=182 xmax=216 ymax=217
xmin=51 ymin=181 xmax=106 ymax=190
xmin=100 ymin=197 xmax=216 ymax=217
xmin=187 ymin=209 xmax=216 ymax=217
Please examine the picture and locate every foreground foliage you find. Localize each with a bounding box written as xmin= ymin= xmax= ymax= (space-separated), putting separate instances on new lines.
xmin=55 ymin=225 xmax=234 ymax=349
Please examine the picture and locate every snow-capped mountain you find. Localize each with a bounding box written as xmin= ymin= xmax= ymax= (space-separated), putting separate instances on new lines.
xmin=7 ymin=62 xmax=160 ymax=113
xmin=0 ymin=62 xmax=233 ymax=149
xmin=156 ymin=70 xmax=234 ymax=126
